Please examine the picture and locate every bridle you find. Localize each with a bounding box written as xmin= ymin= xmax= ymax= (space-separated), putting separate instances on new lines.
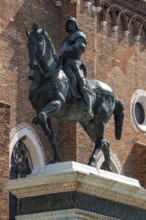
xmin=30 ymin=34 xmax=62 ymax=78
xmin=33 ymin=36 xmax=47 ymax=77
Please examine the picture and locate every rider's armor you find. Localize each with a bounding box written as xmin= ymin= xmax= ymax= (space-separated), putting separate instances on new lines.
xmin=60 ymin=22 xmax=93 ymax=119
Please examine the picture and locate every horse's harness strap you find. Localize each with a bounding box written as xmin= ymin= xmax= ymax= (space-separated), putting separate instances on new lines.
xmin=37 ymin=37 xmax=46 ymax=66
xmin=37 ymin=37 xmax=63 ymax=78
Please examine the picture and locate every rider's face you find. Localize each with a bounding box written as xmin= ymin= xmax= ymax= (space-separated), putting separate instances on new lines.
xmin=66 ymin=21 xmax=77 ymax=33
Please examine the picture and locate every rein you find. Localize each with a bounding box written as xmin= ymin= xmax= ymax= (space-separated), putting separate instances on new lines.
xmin=35 ymin=36 xmax=62 ymax=78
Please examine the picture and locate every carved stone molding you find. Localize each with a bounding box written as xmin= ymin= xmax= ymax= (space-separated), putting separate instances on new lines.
xmin=2 ymin=161 xmax=146 ymax=210
xmin=85 ymin=1 xmax=92 ymax=8
xmin=101 ymin=21 xmax=107 ymax=27
xmin=135 ymin=35 xmax=141 ymax=41
xmin=16 ymin=209 xmax=120 ymax=220
xmin=12 ymin=182 xmax=77 ymax=198
xmin=92 ymin=6 xmax=102 ymax=13
xmin=124 ymin=31 xmax=130 ymax=37
xmin=109 ymin=0 xmax=146 ymax=17
xmin=112 ymin=26 xmax=118 ymax=32
xmin=9 ymin=181 xmax=146 ymax=209
xmin=55 ymin=1 xmax=62 ymax=7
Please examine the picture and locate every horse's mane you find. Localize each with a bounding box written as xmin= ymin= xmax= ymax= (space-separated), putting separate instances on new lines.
xmin=31 ymin=23 xmax=56 ymax=57
xmin=43 ymin=31 xmax=56 ymax=57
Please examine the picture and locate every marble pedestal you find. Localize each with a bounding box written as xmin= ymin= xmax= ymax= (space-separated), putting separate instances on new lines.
xmin=2 ymin=161 xmax=146 ymax=220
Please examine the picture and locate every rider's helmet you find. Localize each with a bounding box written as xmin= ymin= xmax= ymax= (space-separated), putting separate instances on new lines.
xmin=66 ymin=17 xmax=78 ymax=32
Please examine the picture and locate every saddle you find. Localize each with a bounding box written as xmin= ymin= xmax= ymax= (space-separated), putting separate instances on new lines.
xmin=63 ymin=63 xmax=92 ymax=99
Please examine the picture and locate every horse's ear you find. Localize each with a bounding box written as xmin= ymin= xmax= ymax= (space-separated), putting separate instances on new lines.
xmin=26 ymin=30 xmax=30 ymax=37
xmin=36 ymin=28 xmax=43 ymax=34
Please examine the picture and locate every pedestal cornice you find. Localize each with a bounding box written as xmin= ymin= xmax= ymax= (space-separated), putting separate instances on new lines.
xmin=1 ymin=161 xmax=146 ymax=210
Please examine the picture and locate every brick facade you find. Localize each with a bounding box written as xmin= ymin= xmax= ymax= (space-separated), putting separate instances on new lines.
xmin=57 ymin=0 xmax=146 ymax=186
xmin=74 ymin=0 xmax=146 ymax=188
xmin=58 ymin=1 xmax=78 ymax=162
xmin=0 ymin=0 xmax=60 ymax=162
xmin=0 ymin=103 xmax=10 ymax=220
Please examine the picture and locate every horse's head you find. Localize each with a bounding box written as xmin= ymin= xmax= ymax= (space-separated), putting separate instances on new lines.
xmin=26 ymin=23 xmax=46 ymax=70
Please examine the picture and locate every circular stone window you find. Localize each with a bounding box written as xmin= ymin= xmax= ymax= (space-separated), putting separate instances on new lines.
xmin=132 ymin=91 xmax=146 ymax=132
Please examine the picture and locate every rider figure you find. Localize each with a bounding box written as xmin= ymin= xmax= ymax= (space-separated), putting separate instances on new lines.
xmin=60 ymin=17 xmax=94 ymax=119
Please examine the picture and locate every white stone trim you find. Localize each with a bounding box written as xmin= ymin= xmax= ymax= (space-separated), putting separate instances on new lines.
xmin=55 ymin=1 xmax=62 ymax=7
xmin=101 ymin=21 xmax=107 ymax=27
xmin=9 ymin=123 xmax=45 ymax=168
xmin=130 ymin=89 xmax=146 ymax=132
xmin=92 ymin=6 xmax=102 ymax=13
xmin=124 ymin=30 xmax=130 ymax=37
xmin=85 ymin=1 xmax=92 ymax=8
xmin=112 ymin=26 xmax=118 ymax=32
xmin=135 ymin=35 xmax=141 ymax=42
xmin=16 ymin=209 xmax=120 ymax=220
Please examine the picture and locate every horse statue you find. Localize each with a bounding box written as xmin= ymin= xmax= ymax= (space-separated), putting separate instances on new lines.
xmin=26 ymin=24 xmax=124 ymax=171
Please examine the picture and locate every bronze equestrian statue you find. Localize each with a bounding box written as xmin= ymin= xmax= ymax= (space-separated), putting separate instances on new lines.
xmin=60 ymin=17 xmax=93 ymax=120
xmin=26 ymin=21 xmax=124 ymax=171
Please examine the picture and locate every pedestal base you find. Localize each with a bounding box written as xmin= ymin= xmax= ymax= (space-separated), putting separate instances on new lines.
xmin=2 ymin=161 xmax=146 ymax=220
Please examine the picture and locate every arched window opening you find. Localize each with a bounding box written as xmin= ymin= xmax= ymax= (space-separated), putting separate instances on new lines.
xmin=96 ymin=152 xmax=123 ymax=174
xmin=9 ymin=140 xmax=33 ymax=220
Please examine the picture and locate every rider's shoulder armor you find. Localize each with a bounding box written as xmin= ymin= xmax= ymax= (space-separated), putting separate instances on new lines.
xmin=69 ymin=30 xmax=87 ymax=45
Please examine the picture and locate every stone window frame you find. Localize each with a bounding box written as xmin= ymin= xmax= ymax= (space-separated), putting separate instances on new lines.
xmin=9 ymin=123 xmax=45 ymax=220
xmin=9 ymin=123 xmax=45 ymax=169
xmin=131 ymin=89 xmax=146 ymax=132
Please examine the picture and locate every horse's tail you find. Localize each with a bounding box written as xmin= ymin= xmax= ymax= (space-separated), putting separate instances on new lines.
xmin=113 ymin=99 xmax=124 ymax=140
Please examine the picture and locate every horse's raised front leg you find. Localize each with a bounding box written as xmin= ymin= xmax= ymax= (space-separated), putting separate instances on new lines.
xmin=38 ymin=100 xmax=62 ymax=163
xmin=38 ymin=100 xmax=62 ymax=120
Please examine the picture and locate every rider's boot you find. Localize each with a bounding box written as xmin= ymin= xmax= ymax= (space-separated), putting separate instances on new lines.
xmin=82 ymin=89 xmax=94 ymax=120
xmin=78 ymin=74 xmax=94 ymax=120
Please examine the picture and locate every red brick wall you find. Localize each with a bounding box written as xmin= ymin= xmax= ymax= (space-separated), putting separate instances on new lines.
xmin=58 ymin=1 xmax=78 ymax=161
xmin=0 ymin=103 xmax=10 ymax=220
xmin=123 ymin=142 xmax=146 ymax=188
xmin=75 ymin=0 xmax=146 ymax=187
xmin=0 ymin=0 xmax=60 ymax=162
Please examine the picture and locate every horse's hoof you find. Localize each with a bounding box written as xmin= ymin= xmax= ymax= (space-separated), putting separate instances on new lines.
xmin=48 ymin=160 xmax=60 ymax=164
xmin=87 ymin=162 xmax=95 ymax=167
